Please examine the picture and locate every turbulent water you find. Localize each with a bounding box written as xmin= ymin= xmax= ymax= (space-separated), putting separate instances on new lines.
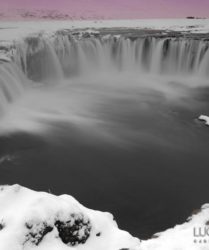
xmin=0 ymin=31 xmax=209 ymax=137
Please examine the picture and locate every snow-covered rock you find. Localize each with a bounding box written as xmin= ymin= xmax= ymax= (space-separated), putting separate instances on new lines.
xmin=198 ymin=115 xmax=209 ymax=126
xmin=0 ymin=185 xmax=140 ymax=250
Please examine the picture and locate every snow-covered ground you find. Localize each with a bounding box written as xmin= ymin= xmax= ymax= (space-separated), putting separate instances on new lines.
xmin=0 ymin=185 xmax=209 ymax=250
xmin=0 ymin=19 xmax=209 ymax=45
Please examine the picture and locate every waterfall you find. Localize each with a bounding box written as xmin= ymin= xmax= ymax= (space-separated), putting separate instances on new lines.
xmin=13 ymin=36 xmax=64 ymax=82
xmin=8 ymin=34 xmax=209 ymax=80
xmin=0 ymin=32 xmax=209 ymax=132
xmin=0 ymin=62 xmax=26 ymax=117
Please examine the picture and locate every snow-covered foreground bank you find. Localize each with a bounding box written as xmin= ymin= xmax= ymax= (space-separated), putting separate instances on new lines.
xmin=0 ymin=185 xmax=209 ymax=250
xmin=0 ymin=185 xmax=140 ymax=250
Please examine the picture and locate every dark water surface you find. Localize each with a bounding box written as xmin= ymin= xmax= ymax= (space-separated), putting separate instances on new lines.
xmin=1 ymin=87 xmax=209 ymax=239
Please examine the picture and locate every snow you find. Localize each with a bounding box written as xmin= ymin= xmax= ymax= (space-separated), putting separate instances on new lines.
xmin=0 ymin=19 xmax=209 ymax=45
xmin=0 ymin=185 xmax=140 ymax=250
xmin=199 ymin=115 xmax=209 ymax=126
xmin=0 ymin=185 xmax=209 ymax=250
xmin=141 ymin=204 xmax=209 ymax=250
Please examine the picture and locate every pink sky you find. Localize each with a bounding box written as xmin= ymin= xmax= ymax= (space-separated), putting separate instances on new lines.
xmin=1 ymin=0 xmax=209 ymax=19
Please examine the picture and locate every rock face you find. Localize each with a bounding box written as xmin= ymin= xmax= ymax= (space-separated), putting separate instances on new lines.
xmin=0 ymin=222 xmax=4 ymax=231
xmin=24 ymin=213 xmax=91 ymax=247
xmin=55 ymin=213 xmax=91 ymax=246
xmin=0 ymin=185 xmax=140 ymax=250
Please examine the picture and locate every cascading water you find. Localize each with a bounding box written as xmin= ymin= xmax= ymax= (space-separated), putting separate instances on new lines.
xmin=0 ymin=62 xmax=26 ymax=117
xmin=10 ymin=34 xmax=209 ymax=80
xmin=0 ymin=31 xmax=209 ymax=134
